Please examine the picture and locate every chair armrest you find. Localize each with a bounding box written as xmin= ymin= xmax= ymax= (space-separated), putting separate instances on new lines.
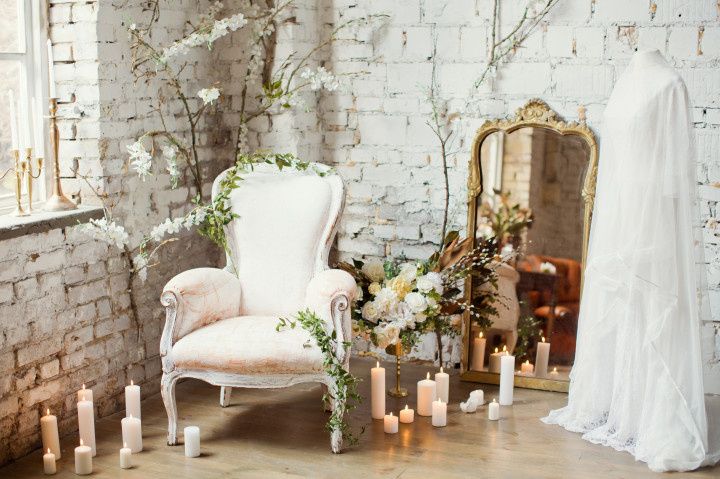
xmin=160 ymin=268 xmax=242 ymax=370
xmin=305 ymin=269 xmax=357 ymax=364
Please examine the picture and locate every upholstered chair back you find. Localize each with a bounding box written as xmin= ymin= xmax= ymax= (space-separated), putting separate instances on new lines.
xmin=211 ymin=163 xmax=343 ymax=317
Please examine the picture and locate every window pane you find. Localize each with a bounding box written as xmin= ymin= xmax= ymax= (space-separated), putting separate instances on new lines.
xmin=0 ymin=0 xmax=20 ymax=53
xmin=0 ymin=60 xmax=21 ymax=198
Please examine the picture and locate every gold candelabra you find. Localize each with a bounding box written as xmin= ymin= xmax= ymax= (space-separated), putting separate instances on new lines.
xmin=1 ymin=148 xmax=43 ymax=217
xmin=44 ymin=98 xmax=76 ymax=212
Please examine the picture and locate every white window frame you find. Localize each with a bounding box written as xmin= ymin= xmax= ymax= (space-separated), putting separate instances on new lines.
xmin=0 ymin=0 xmax=49 ymax=214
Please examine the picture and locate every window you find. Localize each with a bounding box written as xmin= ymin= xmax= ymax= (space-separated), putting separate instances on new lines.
xmin=0 ymin=0 xmax=47 ymax=214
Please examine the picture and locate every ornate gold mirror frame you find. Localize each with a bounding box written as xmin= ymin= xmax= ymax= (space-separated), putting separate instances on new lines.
xmin=460 ymin=99 xmax=599 ymax=393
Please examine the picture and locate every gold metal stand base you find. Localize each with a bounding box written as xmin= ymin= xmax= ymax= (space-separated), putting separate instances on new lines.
xmin=388 ymin=387 xmax=408 ymax=398
xmin=11 ymin=207 xmax=29 ymax=217
xmin=44 ymin=193 xmax=77 ymax=212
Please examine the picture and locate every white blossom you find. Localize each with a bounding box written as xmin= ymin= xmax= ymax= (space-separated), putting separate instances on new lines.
xmin=159 ymin=13 xmax=247 ymax=63
xmin=361 ymin=260 xmax=385 ymax=282
xmin=300 ymin=66 xmax=340 ymax=91
xmin=198 ymin=87 xmax=220 ymax=105
xmin=133 ymin=254 xmax=148 ymax=282
xmin=162 ymin=144 xmax=181 ymax=188
xmin=540 ymin=262 xmax=557 ymax=275
xmin=127 ymin=140 xmax=152 ymax=180
xmin=80 ymin=218 xmax=129 ymax=249
xmin=398 ymin=263 xmax=418 ymax=282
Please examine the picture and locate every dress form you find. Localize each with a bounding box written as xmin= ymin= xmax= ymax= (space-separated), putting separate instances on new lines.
xmin=542 ymin=49 xmax=716 ymax=472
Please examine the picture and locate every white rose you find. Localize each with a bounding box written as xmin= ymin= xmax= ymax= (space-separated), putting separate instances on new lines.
xmin=361 ymin=260 xmax=386 ymax=282
xmin=374 ymin=323 xmax=400 ymax=349
xmin=404 ymin=292 xmax=427 ymax=314
xmin=368 ymin=282 xmax=381 ymax=295
xmin=374 ymin=287 xmax=398 ymax=313
xmin=398 ymin=263 xmax=418 ymax=282
xmin=388 ymin=303 xmax=415 ymax=330
xmin=414 ymin=312 xmax=428 ymax=324
xmin=426 ymin=296 xmax=438 ymax=309
xmin=417 ymin=272 xmax=444 ymax=294
xmin=361 ymin=301 xmax=380 ymax=323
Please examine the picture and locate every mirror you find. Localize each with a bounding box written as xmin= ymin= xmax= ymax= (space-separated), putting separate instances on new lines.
xmin=460 ymin=100 xmax=598 ymax=393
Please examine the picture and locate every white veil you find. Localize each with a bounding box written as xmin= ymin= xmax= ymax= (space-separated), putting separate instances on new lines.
xmin=542 ymin=50 xmax=717 ymax=472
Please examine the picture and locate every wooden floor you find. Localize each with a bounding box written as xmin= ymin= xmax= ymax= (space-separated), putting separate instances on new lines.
xmin=2 ymin=357 xmax=718 ymax=478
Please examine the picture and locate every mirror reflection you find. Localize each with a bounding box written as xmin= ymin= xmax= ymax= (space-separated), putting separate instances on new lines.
xmin=469 ymin=127 xmax=591 ymax=382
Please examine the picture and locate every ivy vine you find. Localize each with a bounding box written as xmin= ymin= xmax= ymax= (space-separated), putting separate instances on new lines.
xmin=277 ymin=309 xmax=362 ymax=447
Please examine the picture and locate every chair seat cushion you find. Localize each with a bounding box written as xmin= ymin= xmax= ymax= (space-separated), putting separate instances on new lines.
xmin=171 ymin=316 xmax=324 ymax=375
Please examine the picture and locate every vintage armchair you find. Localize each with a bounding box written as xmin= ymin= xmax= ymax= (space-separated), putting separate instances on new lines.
xmin=159 ymin=163 xmax=357 ymax=453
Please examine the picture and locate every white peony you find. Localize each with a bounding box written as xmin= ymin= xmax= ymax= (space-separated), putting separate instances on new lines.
xmin=398 ymin=262 xmax=418 ymax=282
xmin=374 ymin=287 xmax=398 ymax=313
xmin=361 ymin=260 xmax=385 ymax=282
xmin=404 ymin=292 xmax=427 ymax=314
xmin=361 ymin=301 xmax=380 ymax=323
xmin=417 ymin=272 xmax=444 ymax=294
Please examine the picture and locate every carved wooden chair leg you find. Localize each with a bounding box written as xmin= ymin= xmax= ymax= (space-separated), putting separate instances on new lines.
xmin=220 ymin=386 xmax=232 ymax=407
xmin=161 ymin=372 xmax=180 ymax=445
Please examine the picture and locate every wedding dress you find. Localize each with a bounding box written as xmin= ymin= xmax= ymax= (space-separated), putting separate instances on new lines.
xmin=542 ymin=50 xmax=719 ymax=472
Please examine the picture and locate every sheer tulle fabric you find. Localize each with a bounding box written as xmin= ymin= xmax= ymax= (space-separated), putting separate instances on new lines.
xmin=542 ymin=50 xmax=717 ymax=472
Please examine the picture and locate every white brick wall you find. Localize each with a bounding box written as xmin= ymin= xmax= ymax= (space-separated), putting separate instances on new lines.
xmin=251 ymin=1 xmax=720 ymax=385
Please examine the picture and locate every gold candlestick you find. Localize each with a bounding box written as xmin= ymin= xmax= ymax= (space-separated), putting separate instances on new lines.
xmin=25 ymin=147 xmax=43 ymax=213
xmin=0 ymin=149 xmax=28 ymax=217
xmin=386 ymin=342 xmax=409 ymax=398
xmin=44 ymin=98 xmax=76 ymax=212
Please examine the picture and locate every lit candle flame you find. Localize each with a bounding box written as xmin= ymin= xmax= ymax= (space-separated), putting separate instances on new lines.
xmin=129 ymin=414 xmax=133 ymax=419
xmin=542 ymin=336 xmax=545 ymax=343
xmin=124 ymin=442 xmax=128 ymax=448
xmin=376 ymin=361 xmax=379 ymax=368
xmin=426 ymin=372 xmax=430 ymax=380
xmin=46 ymin=408 xmax=50 ymax=416
xmin=80 ymin=439 xmax=84 ymax=446
xmin=552 ymin=367 xmax=558 ymax=373
xmin=494 ymin=347 xmax=498 ymax=353
xmin=130 ymin=379 xmax=134 ymax=386
xmin=479 ymin=331 xmax=483 ymax=339
xmin=502 ymin=345 xmax=507 ymax=352
xmin=492 ymin=398 xmax=496 ymax=403
xmin=47 ymin=448 xmax=51 ymax=454
xmin=389 ymin=412 xmax=393 ymax=417
xmin=404 ymin=405 xmax=408 ymax=410
xmin=440 ymin=367 xmax=444 ymax=373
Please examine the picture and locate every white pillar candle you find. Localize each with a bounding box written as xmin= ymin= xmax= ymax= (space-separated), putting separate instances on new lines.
xmin=184 ymin=426 xmax=200 ymax=457
xmin=383 ymin=412 xmax=398 ymax=434
xmin=125 ymin=380 xmax=141 ymax=419
xmin=535 ymin=337 xmax=551 ymax=378
xmin=549 ymin=367 xmax=559 ymax=378
xmin=77 ymin=395 xmax=96 ymax=457
xmin=470 ymin=389 xmax=484 ymax=406
xmin=416 ymin=372 xmax=436 ymax=416
xmin=399 ymin=404 xmax=414 ymax=424
xmin=74 ymin=439 xmax=92 ymax=475
xmin=488 ymin=347 xmax=504 ymax=374
xmin=488 ymin=398 xmax=500 ymax=420
xmin=119 ymin=443 xmax=132 ymax=469
xmin=8 ymin=90 xmax=19 ymax=150
xmin=435 ymin=367 xmax=449 ymax=403
xmin=77 ymin=384 xmax=93 ymax=403
xmin=121 ymin=415 xmax=143 ymax=453
xmin=47 ymin=40 xmax=56 ymax=98
xmin=431 ymin=398 xmax=447 ymax=427
xmin=40 ymin=409 xmax=61 ymax=459
xmin=471 ymin=331 xmax=486 ymax=371
xmin=499 ymin=353 xmax=515 ymax=406
xmin=32 ymin=96 xmax=44 ymax=158
xmin=370 ymin=361 xmax=385 ymax=420
xmin=520 ymin=360 xmax=534 ymax=375
xmin=43 ymin=448 xmax=56 ymax=475
xmin=20 ymin=95 xmax=31 ymax=151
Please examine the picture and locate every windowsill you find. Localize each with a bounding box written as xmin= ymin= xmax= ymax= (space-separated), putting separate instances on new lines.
xmin=0 ymin=205 xmax=104 ymax=241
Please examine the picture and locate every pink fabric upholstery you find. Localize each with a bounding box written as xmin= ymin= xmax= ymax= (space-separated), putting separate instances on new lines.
xmin=163 ymin=268 xmax=243 ymax=342
xmin=171 ymin=316 xmax=324 ymax=374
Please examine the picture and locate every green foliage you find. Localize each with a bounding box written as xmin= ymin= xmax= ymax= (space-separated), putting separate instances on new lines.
xmin=277 ymin=310 xmax=362 ymax=446
xmin=514 ymin=314 xmax=542 ymax=363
